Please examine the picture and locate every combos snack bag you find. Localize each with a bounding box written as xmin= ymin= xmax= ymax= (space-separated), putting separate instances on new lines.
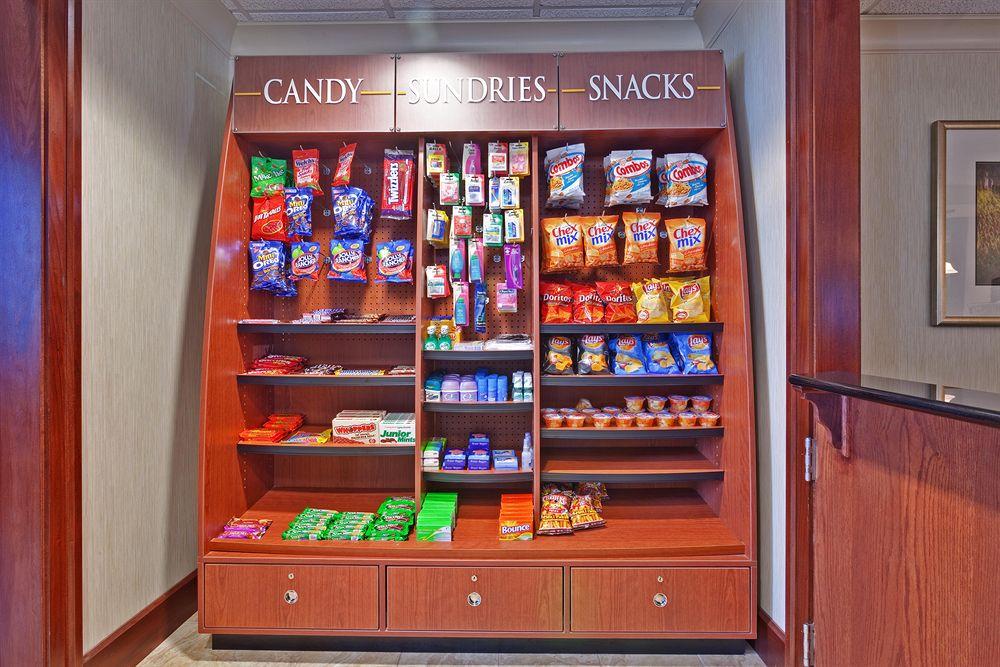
xmin=289 ymin=241 xmax=322 ymax=281
xmin=332 ymin=143 xmax=356 ymax=187
xmin=291 ymin=148 xmax=323 ymax=195
xmin=328 ymin=239 xmax=367 ymax=283
xmin=669 ymin=332 xmax=717 ymax=374
xmin=633 ymin=278 xmax=672 ymax=324
xmin=579 ymin=215 xmax=619 ymax=267
xmin=610 ymin=335 xmax=645 ymax=375
xmin=571 ymin=283 xmax=605 ymax=324
xmin=250 ymin=156 xmax=286 ymax=198
xmin=374 ymin=240 xmax=414 ymax=284
xmin=667 ymin=276 xmax=711 ymax=322
xmin=666 ymin=217 xmax=708 ymax=272
xmin=622 ymin=211 xmax=661 ymax=264
xmin=576 ymin=335 xmax=610 ymax=375
xmin=249 ymin=240 xmax=289 ymax=293
xmin=656 ymin=153 xmax=708 ymax=207
xmin=331 ymin=186 xmax=375 ymax=241
xmin=540 ymin=281 xmax=573 ymax=323
xmin=541 ymin=217 xmax=585 ymax=273
xmin=604 ymin=149 xmax=653 ymax=207
xmin=543 ymin=336 xmax=574 ymax=375
xmin=284 ymin=187 xmax=313 ymax=237
xmin=642 ymin=333 xmax=681 ymax=374
xmin=251 ymin=194 xmax=287 ymax=241
xmin=596 ymin=281 xmax=638 ymax=323
xmin=544 ymin=143 xmax=585 ymax=209
xmin=381 ymin=148 xmax=415 ymax=220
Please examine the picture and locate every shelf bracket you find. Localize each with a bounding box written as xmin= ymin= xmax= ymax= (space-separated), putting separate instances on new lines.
xmin=799 ymin=390 xmax=851 ymax=458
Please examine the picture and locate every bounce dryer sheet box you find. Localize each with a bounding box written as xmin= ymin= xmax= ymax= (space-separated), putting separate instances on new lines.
xmin=379 ymin=412 xmax=416 ymax=445
xmin=330 ymin=410 xmax=386 ymax=445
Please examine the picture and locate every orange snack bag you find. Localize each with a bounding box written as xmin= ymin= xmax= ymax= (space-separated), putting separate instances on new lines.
xmin=665 ymin=217 xmax=708 ymax=272
xmin=579 ymin=215 xmax=619 ymax=267
xmin=540 ymin=281 xmax=574 ymax=323
xmin=541 ymin=217 xmax=585 ymax=273
xmin=622 ymin=211 xmax=660 ymax=265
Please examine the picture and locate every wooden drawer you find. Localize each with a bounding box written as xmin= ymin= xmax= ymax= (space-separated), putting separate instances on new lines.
xmin=387 ymin=566 xmax=563 ymax=632
xmin=570 ymin=567 xmax=750 ymax=634
xmin=203 ymin=563 xmax=378 ymax=630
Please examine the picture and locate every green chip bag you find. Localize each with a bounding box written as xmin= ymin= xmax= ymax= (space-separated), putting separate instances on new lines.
xmin=251 ymin=156 xmax=287 ymax=198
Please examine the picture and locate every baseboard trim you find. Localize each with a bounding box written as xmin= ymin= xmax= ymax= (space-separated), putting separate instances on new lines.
xmin=84 ymin=571 xmax=197 ymax=667
xmin=750 ymin=609 xmax=785 ymax=667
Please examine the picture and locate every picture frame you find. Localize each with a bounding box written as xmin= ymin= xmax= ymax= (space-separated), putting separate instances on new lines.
xmin=933 ymin=120 xmax=1000 ymax=325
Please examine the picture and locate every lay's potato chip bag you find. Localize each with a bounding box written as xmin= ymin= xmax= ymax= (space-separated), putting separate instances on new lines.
xmin=669 ymin=332 xmax=717 ymax=375
xmin=541 ymin=217 xmax=585 ymax=273
xmin=622 ymin=211 xmax=660 ymax=264
xmin=666 ymin=217 xmax=707 ymax=272
xmin=610 ymin=335 xmax=645 ymax=375
xmin=667 ymin=276 xmax=711 ymax=323
xmin=579 ymin=215 xmax=619 ymax=267
xmin=632 ymin=278 xmax=672 ymax=324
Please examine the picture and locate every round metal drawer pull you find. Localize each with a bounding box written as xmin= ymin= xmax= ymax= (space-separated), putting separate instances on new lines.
xmin=468 ymin=592 xmax=482 ymax=607
xmin=652 ymin=593 xmax=668 ymax=608
xmin=288 ymin=573 xmax=295 ymax=580
xmin=471 ymin=575 xmax=478 ymax=582
xmin=657 ymin=576 xmax=664 ymax=583
xmin=284 ymin=590 xmax=298 ymax=605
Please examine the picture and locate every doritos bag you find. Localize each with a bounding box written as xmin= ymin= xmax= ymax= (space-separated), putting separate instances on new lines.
xmin=669 ymin=333 xmax=717 ymax=374
xmin=632 ymin=279 xmax=672 ymax=324
xmin=666 ymin=217 xmax=708 ymax=272
xmin=622 ymin=211 xmax=660 ymax=264
xmin=579 ymin=215 xmax=619 ymax=267
xmin=571 ymin=283 xmax=605 ymax=324
xmin=610 ymin=335 xmax=645 ymax=375
xmin=667 ymin=276 xmax=711 ymax=323
xmin=540 ymin=281 xmax=573 ymax=323
xmin=595 ymin=281 xmax=637 ymax=323
xmin=292 ymin=148 xmax=323 ymax=195
xmin=251 ymin=194 xmax=288 ymax=241
xmin=541 ymin=217 xmax=585 ymax=273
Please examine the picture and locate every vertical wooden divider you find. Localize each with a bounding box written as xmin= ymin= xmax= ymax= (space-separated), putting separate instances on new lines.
xmin=413 ymin=138 xmax=427 ymax=514
xmin=530 ymin=136 xmax=542 ymax=518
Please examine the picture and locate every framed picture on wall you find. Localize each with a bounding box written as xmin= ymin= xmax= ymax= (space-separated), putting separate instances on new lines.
xmin=934 ymin=120 xmax=1000 ymax=325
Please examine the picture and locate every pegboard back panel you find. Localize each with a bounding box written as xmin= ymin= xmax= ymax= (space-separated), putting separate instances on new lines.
xmin=425 ymin=412 xmax=533 ymax=452
xmin=269 ymin=334 xmax=415 ymax=368
xmin=273 ymin=386 xmax=415 ymax=426
xmin=275 ymin=455 xmax=414 ymax=490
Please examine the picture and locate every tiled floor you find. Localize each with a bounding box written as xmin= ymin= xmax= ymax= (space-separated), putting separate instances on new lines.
xmin=139 ymin=616 xmax=766 ymax=667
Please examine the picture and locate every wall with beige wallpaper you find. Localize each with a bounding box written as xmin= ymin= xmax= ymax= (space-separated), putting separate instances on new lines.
xmin=862 ymin=52 xmax=1000 ymax=393
xmin=81 ymin=0 xmax=231 ymax=651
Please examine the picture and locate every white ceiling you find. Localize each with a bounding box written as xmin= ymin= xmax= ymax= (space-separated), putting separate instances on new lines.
xmin=219 ymin=0 xmax=701 ymax=22
xmin=862 ymin=0 xmax=1000 ymax=13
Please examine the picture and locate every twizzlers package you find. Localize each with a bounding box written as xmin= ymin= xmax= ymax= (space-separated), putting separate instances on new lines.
xmin=381 ymin=148 xmax=415 ymax=219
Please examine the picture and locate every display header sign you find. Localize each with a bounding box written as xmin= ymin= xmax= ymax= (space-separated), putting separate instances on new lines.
xmin=231 ymin=51 xmax=725 ymax=134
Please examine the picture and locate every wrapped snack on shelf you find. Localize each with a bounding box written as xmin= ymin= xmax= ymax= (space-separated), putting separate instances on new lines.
xmin=543 ymin=336 xmax=574 ymax=375
xmin=580 ymin=215 xmax=619 ymax=267
xmin=250 ymin=155 xmax=286 ymax=198
xmin=665 ymin=217 xmax=708 ymax=272
xmin=381 ymin=148 xmax=415 ymax=220
xmin=332 ymin=142 xmax=356 ymax=187
xmin=656 ymin=152 xmax=708 ymax=207
xmin=541 ymin=217 xmax=584 ymax=273
xmin=292 ymin=148 xmax=323 ymax=195
xmin=540 ymin=281 xmax=573 ymax=323
xmin=633 ymin=279 xmax=672 ymax=324
xmin=622 ymin=211 xmax=660 ymax=265
xmin=669 ymin=332 xmax=718 ymax=374
xmin=603 ymin=149 xmax=653 ymax=207
xmin=571 ymin=283 xmax=604 ymax=324
xmin=544 ymin=143 xmax=585 ymax=209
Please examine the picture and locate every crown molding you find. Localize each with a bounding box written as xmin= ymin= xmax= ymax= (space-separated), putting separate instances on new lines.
xmin=862 ymin=15 xmax=1000 ymax=54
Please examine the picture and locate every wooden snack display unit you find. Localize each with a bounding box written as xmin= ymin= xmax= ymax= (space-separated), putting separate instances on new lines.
xmin=199 ymin=51 xmax=756 ymax=644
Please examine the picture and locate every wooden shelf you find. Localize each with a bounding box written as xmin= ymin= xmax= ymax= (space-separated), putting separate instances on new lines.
xmin=238 ymin=442 xmax=414 ymax=456
xmin=423 ymin=469 xmax=533 ymax=484
xmin=208 ymin=488 xmax=745 ymax=559
xmin=541 ymin=447 xmax=723 ymax=483
xmin=541 ymin=322 xmax=724 ymax=335
xmin=541 ymin=374 xmax=724 ymax=387
xmin=236 ymin=373 xmax=415 ymax=387
xmin=542 ymin=426 xmax=723 ymax=440
xmin=423 ymin=349 xmax=534 ymax=360
xmin=238 ymin=322 xmax=415 ymax=334
xmin=423 ymin=401 xmax=533 ymax=414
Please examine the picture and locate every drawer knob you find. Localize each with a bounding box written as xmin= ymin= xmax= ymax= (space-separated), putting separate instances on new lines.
xmin=284 ymin=589 xmax=298 ymax=605
xmin=652 ymin=593 xmax=668 ymax=608
xmin=467 ymin=592 xmax=482 ymax=607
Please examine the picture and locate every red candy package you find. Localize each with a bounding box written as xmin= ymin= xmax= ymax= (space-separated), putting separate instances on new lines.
xmin=292 ymin=148 xmax=323 ymax=196
xmin=595 ymin=281 xmax=638 ymax=323
xmin=540 ymin=281 xmax=573 ymax=323
xmin=332 ymin=143 xmax=356 ymax=187
xmin=251 ymin=194 xmax=288 ymax=241
xmin=381 ymin=148 xmax=415 ymax=220
xmin=572 ymin=283 xmax=605 ymax=324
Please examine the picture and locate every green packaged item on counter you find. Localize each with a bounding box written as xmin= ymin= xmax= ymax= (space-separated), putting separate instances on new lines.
xmin=251 ymin=156 xmax=287 ymax=198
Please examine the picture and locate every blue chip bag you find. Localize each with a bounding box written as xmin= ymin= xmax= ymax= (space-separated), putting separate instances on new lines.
xmin=328 ymin=239 xmax=367 ymax=283
xmin=373 ymin=240 xmax=414 ymax=284
xmin=284 ymin=187 xmax=314 ymax=238
xmin=669 ymin=332 xmax=717 ymax=375
xmin=290 ymin=241 xmax=322 ymax=281
xmin=249 ymin=240 xmax=289 ymax=293
xmin=642 ymin=333 xmax=682 ymax=374
xmin=331 ymin=186 xmax=375 ymax=241
xmin=610 ymin=334 xmax=645 ymax=375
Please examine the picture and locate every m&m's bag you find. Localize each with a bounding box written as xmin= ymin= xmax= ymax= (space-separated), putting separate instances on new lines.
xmin=291 ymin=148 xmax=323 ymax=195
xmin=328 ymin=239 xmax=367 ymax=283
xmin=541 ymin=217 xmax=584 ymax=273
xmin=252 ymin=194 xmax=288 ymax=242
xmin=250 ymin=156 xmax=286 ymax=198
xmin=540 ymin=281 xmax=573 ymax=323
xmin=289 ymin=241 xmax=322 ymax=281
xmin=374 ymin=240 xmax=414 ymax=284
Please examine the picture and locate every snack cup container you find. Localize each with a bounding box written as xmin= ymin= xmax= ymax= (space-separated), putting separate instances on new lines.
xmin=580 ymin=407 xmax=600 ymax=423
xmin=645 ymin=395 xmax=667 ymax=412
xmin=566 ymin=413 xmax=587 ymax=428
xmin=690 ymin=395 xmax=712 ymax=413
xmin=602 ymin=406 xmax=622 ymax=415
xmin=656 ymin=412 xmax=679 ymax=428
xmin=698 ymin=411 xmax=720 ymax=427
xmin=677 ymin=411 xmax=698 ymax=428
xmin=591 ymin=412 xmax=614 ymax=429
xmin=668 ymin=395 xmax=689 ymax=413
xmin=559 ymin=407 xmax=578 ymax=415
xmin=624 ymin=396 xmax=645 ymax=413
xmin=615 ymin=413 xmax=636 ymax=428
xmin=543 ymin=413 xmax=564 ymax=428
xmin=541 ymin=407 xmax=557 ymax=415
xmin=635 ymin=412 xmax=657 ymax=428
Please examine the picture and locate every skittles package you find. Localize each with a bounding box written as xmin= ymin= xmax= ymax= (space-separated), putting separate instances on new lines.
xmin=250 ymin=156 xmax=286 ymax=198
xmin=289 ymin=241 xmax=322 ymax=281
xmin=331 ymin=186 xmax=375 ymax=241
xmin=579 ymin=215 xmax=619 ymax=267
xmin=572 ymin=283 xmax=605 ymax=324
xmin=622 ymin=211 xmax=660 ymax=264
xmin=381 ymin=148 xmax=415 ymax=220
xmin=284 ymin=187 xmax=314 ymax=238
xmin=544 ymin=143 xmax=585 ymax=209
xmin=595 ymin=281 xmax=637 ymax=323
xmin=642 ymin=333 xmax=681 ymax=374
xmin=656 ymin=153 xmax=708 ymax=207
xmin=610 ymin=335 xmax=645 ymax=375
xmin=252 ymin=194 xmax=288 ymax=241
xmin=541 ymin=217 xmax=585 ymax=273
xmin=328 ymin=239 xmax=367 ymax=283
xmin=540 ymin=281 xmax=573 ymax=324
xmin=249 ymin=240 xmax=289 ymax=293
xmin=292 ymin=148 xmax=323 ymax=195
xmin=374 ymin=240 xmax=414 ymax=284
xmin=603 ymin=149 xmax=653 ymax=207
xmin=669 ymin=332 xmax=717 ymax=375
xmin=332 ymin=143 xmax=356 ymax=188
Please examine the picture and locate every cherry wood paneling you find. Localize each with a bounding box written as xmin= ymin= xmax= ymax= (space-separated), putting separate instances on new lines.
xmin=569 ymin=567 xmax=750 ymax=634
xmin=204 ymin=564 xmax=378 ymax=631
xmin=386 ymin=566 xmax=563 ymax=632
xmin=752 ymin=609 xmax=786 ymax=667
xmin=813 ymin=398 xmax=1000 ymax=666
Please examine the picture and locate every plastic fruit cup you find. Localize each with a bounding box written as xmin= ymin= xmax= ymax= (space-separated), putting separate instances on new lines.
xmin=690 ymin=395 xmax=712 ymax=413
xmin=677 ymin=411 xmax=698 ymax=428
xmin=566 ymin=413 xmax=587 ymax=428
xmin=635 ymin=412 xmax=657 ymax=428
xmin=541 ymin=407 xmax=557 ymax=415
xmin=592 ymin=412 xmax=614 ymax=429
xmin=543 ymin=413 xmax=565 ymax=428
xmin=615 ymin=413 xmax=636 ymax=428
xmin=656 ymin=412 xmax=679 ymax=428
xmin=698 ymin=411 xmax=720 ymax=427
xmin=580 ymin=407 xmax=600 ymax=423
xmin=602 ymin=406 xmax=622 ymax=415
xmin=624 ymin=396 xmax=645 ymax=413
xmin=559 ymin=407 xmax=578 ymax=415
xmin=667 ymin=395 xmax=689 ymax=413
xmin=646 ymin=395 xmax=667 ymax=412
